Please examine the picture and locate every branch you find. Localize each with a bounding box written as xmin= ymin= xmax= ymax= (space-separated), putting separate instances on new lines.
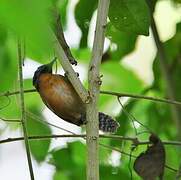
xmin=0 ymin=133 xmax=177 ymax=173
xmin=26 ymin=110 xmax=77 ymax=135
xmin=0 ymin=117 xmax=21 ymax=123
xmin=0 ymin=134 xmax=134 ymax=144
xmin=100 ymin=90 xmax=181 ymax=106
xmin=86 ymin=1 xmax=110 ymax=179
xmin=17 ymin=39 xmax=35 ymax=180
xmin=147 ymin=0 xmax=181 ymax=138
xmin=2 ymin=89 xmax=181 ymax=107
xmin=0 ymin=89 xmax=36 ymax=97
xmin=1 ymin=134 xmax=181 ymax=146
xmin=0 ymin=134 xmax=85 ymax=144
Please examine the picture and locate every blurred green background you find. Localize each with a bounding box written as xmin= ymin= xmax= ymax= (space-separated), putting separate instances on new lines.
xmin=0 ymin=0 xmax=181 ymax=179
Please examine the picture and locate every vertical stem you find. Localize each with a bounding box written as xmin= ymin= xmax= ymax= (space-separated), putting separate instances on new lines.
xmin=149 ymin=8 xmax=181 ymax=138
xmin=18 ymin=39 xmax=35 ymax=180
xmin=86 ymin=0 xmax=110 ymax=180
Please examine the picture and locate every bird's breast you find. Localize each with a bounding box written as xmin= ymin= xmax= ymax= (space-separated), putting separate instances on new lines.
xmin=37 ymin=73 xmax=85 ymax=124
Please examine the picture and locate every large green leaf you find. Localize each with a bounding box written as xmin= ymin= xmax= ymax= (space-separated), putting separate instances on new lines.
xmin=75 ymin=0 xmax=97 ymax=47
xmin=0 ymin=24 xmax=7 ymax=45
xmin=0 ymin=28 xmax=20 ymax=124
xmin=101 ymin=62 xmax=144 ymax=94
xmin=100 ymin=165 xmax=130 ymax=179
xmin=0 ymin=28 xmax=17 ymax=92
xmin=109 ymin=0 xmax=150 ymax=36
xmin=50 ymin=147 xmax=73 ymax=170
xmin=56 ymin=0 xmax=69 ymax=28
xmin=0 ymin=49 xmax=17 ymax=92
xmin=68 ymin=141 xmax=86 ymax=165
xmin=99 ymin=62 xmax=144 ymax=112
xmin=146 ymin=101 xmax=175 ymax=138
xmin=0 ymin=0 xmax=54 ymax=61
xmin=106 ymin=22 xmax=137 ymax=60
xmin=50 ymin=142 xmax=86 ymax=179
xmin=53 ymin=171 xmax=69 ymax=180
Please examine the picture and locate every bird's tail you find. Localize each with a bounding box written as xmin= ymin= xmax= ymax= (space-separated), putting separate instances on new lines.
xmin=98 ymin=112 xmax=119 ymax=133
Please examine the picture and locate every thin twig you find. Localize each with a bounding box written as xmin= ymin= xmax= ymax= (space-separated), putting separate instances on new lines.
xmin=117 ymin=97 xmax=138 ymax=135
xmin=117 ymin=97 xmax=151 ymax=135
xmin=17 ymin=39 xmax=35 ymax=180
xmin=176 ymin=163 xmax=181 ymax=179
xmin=0 ymin=117 xmax=21 ymax=123
xmin=0 ymin=133 xmax=178 ymax=173
xmin=101 ymin=90 xmax=181 ymax=106
xmin=0 ymin=134 xmax=85 ymax=144
xmin=0 ymin=89 xmax=36 ymax=97
xmin=165 ymin=165 xmax=178 ymax=173
xmin=0 ymin=96 xmax=11 ymax=110
xmin=0 ymin=134 xmax=181 ymax=146
xmin=53 ymin=11 xmax=77 ymax=65
xmin=99 ymin=143 xmax=135 ymax=157
xmin=2 ymin=89 xmax=181 ymax=107
xmin=0 ymin=134 xmax=130 ymax=144
xmin=26 ymin=111 xmax=77 ymax=135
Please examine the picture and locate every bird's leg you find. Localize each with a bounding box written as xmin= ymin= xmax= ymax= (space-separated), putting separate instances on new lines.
xmin=80 ymin=113 xmax=87 ymax=125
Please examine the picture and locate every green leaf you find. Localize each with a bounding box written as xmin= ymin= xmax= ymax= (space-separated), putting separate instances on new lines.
xmin=69 ymin=141 xmax=86 ymax=165
xmin=106 ymin=22 xmax=137 ymax=59
xmin=50 ymin=147 xmax=74 ymax=170
xmin=101 ymin=62 xmax=144 ymax=93
xmin=0 ymin=96 xmax=20 ymax=129
xmin=0 ymin=0 xmax=54 ymax=61
xmin=99 ymin=62 xmax=144 ymax=113
xmin=100 ymin=165 xmax=130 ymax=179
xmin=53 ymin=171 xmax=69 ymax=180
xmin=99 ymin=138 xmax=111 ymax=164
xmin=0 ymin=24 xmax=7 ymax=45
xmin=57 ymin=0 xmax=68 ymax=28
xmin=0 ymin=33 xmax=17 ymax=92
xmin=145 ymin=94 xmax=175 ymax=138
xmin=27 ymin=110 xmax=51 ymax=162
xmin=50 ymin=142 xmax=86 ymax=179
xmin=109 ymin=0 xmax=150 ymax=36
xmin=75 ymin=0 xmax=97 ymax=47
xmin=0 ymin=30 xmax=19 ymax=123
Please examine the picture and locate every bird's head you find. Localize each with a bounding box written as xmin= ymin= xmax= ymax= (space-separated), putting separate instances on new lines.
xmin=33 ymin=58 xmax=57 ymax=89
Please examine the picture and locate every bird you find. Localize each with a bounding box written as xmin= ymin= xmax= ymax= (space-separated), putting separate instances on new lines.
xmin=33 ymin=59 xmax=119 ymax=133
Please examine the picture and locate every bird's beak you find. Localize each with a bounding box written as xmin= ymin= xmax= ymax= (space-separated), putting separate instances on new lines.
xmin=45 ymin=57 xmax=57 ymax=72
xmin=49 ymin=57 xmax=57 ymax=67
xmin=46 ymin=57 xmax=57 ymax=69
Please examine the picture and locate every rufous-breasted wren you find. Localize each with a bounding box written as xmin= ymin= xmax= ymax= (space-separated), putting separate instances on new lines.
xmin=33 ymin=59 xmax=119 ymax=133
